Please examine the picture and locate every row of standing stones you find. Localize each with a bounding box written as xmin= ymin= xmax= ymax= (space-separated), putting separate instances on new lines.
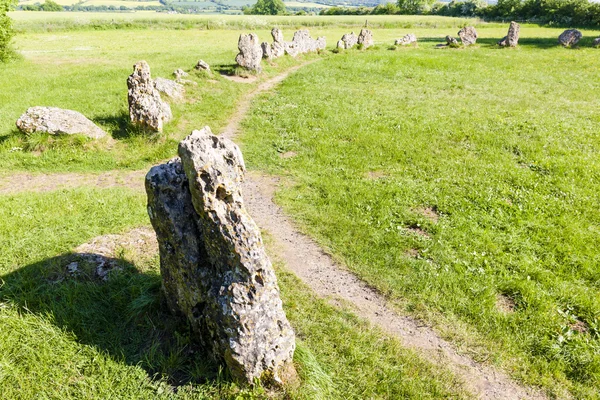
xmin=15 ymin=23 xmax=592 ymax=139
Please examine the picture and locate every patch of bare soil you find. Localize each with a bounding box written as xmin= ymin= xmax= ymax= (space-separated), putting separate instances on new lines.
xmin=279 ymin=151 xmax=297 ymax=159
xmin=415 ymin=206 xmax=440 ymax=223
xmin=407 ymin=224 xmax=431 ymax=238
xmin=496 ymin=294 xmax=516 ymax=314
xmin=0 ymin=170 xmax=146 ymax=195
xmin=365 ymin=170 xmax=388 ymax=180
xmin=220 ymin=74 xmax=257 ymax=83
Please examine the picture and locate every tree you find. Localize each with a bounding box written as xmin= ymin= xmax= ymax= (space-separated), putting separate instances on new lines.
xmin=248 ymin=0 xmax=286 ymax=15
xmin=396 ymin=0 xmax=434 ymax=14
xmin=40 ymin=0 xmax=64 ymax=11
xmin=0 ymin=0 xmax=16 ymax=62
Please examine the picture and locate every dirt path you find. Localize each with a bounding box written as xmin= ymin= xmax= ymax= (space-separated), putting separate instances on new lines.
xmin=2 ymin=61 xmax=548 ymax=399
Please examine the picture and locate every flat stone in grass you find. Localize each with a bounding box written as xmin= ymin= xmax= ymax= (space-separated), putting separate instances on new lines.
xmin=498 ymin=21 xmax=520 ymax=47
xmin=358 ymin=28 xmax=374 ymax=48
xmin=16 ymin=107 xmax=107 ymax=139
xmin=458 ymin=26 xmax=477 ymax=46
xmin=395 ymin=33 xmax=417 ymax=46
xmin=127 ymin=60 xmax=172 ymax=132
xmin=445 ymin=36 xmax=459 ymax=47
xmin=145 ymin=127 xmax=297 ymax=385
xmin=154 ymin=77 xmax=185 ymax=101
xmin=558 ymin=29 xmax=582 ymax=47
xmin=235 ymin=33 xmax=263 ymax=72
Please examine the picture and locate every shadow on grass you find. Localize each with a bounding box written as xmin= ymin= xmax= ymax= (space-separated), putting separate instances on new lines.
xmin=95 ymin=113 xmax=157 ymax=140
xmin=0 ymin=253 xmax=227 ymax=387
xmin=418 ymin=35 xmax=593 ymax=49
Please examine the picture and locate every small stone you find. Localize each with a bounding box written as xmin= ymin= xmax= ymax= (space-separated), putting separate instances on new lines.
xmin=173 ymin=68 xmax=189 ymax=80
xmin=195 ymin=59 xmax=210 ymax=71
xmin=16 ymin=107 xmax=107 ymax=139
xmin=67 ymin=262 xmax=79 ymax=274
xmin=358 ymin=28 xmax=374 ymax=48
xmin=336 ymin=39 xmax=345 ymax=49
xmin=558 ymin=29 xmax=582 ymax=47
xmin=593 ymin=37 xmax=600 ymax=47
xmin=458 ymin=26 xmax=478 ymax=46
xmin=127 ymin=61 xmax=172 ymax=132
xmin=446 ymin=36 xmax=459 ymax=47
xmin=498 ymin=21 xmax=520 ymax=47
xmin=154 ymin=77 xmax=185 ymax=101
xmin=235 ymin=33 xmax=263 ymax=72
xmin=395 ymin=33 xmax=417 ymax=46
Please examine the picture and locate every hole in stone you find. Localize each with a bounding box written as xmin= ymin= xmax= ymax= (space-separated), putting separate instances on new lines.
xmin=200 ymin=171 xmax=212 ymax=191
xmin=255 ymin=273 xmax=264 ymax=286
xmin=191 ymin=302 xmax=204 ymax=319
xmin=216 ymin=186 xmax=233 ymax=204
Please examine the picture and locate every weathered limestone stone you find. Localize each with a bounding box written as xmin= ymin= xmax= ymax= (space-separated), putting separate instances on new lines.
xmin=284 ymin=29 xmax=326 ymax=57
xmin=446 ymin=35 xmax=459 ymax=47
xmin=195 ymin=59 xmax=211 ymax=71
xmin=16 ymin=106 xmax=107 ymax=139
xmin=127 ymin=61 xmax=172 ymax=132
xmin=498 ymin=21 xmax=520 ymax=47
xmin=558 ymin=29 xmax=582 ymax=47
xmin=173 ymin=68 xmax=189 ymax=80
xmin=145 ymin=127 xmax=296 ymax=385
xmin=235 ymin=33 xmax=263 ymax=72
xmin=261 ymin=42 xmax=272 ymax=59
xmin=395 ymin=33 xmax=417 ymax=46
xmin=336 ymin=39 xmax=345 ymax=49
xmin=269 ymin=28 xmax=285 ymax=58
xmin=154 ymin=78 xmax=185 ymax=101
xmin=358 ymin=28 xmax=374 ymax=48
xmin=593 ymin=37 xmax=600 ymax=47
xmin=458 ymin=26 xmax=478 ymax=46
xmin=341 ymin=32 xmax=358 ymax=49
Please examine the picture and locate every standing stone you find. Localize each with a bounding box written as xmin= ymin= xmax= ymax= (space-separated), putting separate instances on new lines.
xmin=145 ymin=127 xmax=296 ymax=385
xmin=284 ymin=29 xmax=325 ymax=56
xmin=498 ymin=21 xmax=520 ymax=47
xmin=235 ymin=33 xmax=263 ymax=72
xmin=173 ymin=68 xmax=189 ymax=80
xmin=195 ymin=60 xmax=211 ymax=71
xmin=341 ymin=32 xmax=358 ymax=49
xmin=446 ymin=35 xmax=459 ymax=47
xmin=271 ymin=28 xmax=285 ymax=58
xmin=261 ymin=42 xmax=272 ymax=59
xmin=458 ymin=26 xmax=478 ymax=46
xmin=154 ymin=78 xmax=185 ymax=101
xmin=593 ymin=37 xmax=600 ymax=47
xmin=395 ymin=33 xmax=417 ymax=46
xmin=127 ymin=61 xmax=172 ymax=132
xmin=16 ymin=107 xmax=107 ymax=139
xmin=558 ymin=29 xmax=582 ymax=47
xmin=358 ymin=28 xmax=374 ymax=48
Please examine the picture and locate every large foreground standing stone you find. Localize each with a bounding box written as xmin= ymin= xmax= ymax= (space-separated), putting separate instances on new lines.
xmin=558 ymin=29 xmax=582 ymax=47
xmin=145 ymin=127 xmax=296 ymax=385
xmin=358 ymin=28 xmax=374 ymax=48
xmin=16 ymin=107 xmax=107 ymax=139
xmin=127 ymin=61 xmax=172 ymax=132
xmin=498 ymin=21 xmax=520 ymax=47
xmin=458 ymin=26 xmax=478 ymax=46
xmin=236 ymin=33 xmax=263 ymax=72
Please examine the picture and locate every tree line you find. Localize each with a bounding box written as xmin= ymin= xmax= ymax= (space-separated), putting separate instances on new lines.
xmin=321 ymin=0 xmax=600 ymax=27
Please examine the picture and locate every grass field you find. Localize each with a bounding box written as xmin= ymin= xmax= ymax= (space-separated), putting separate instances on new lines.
xmin=1 ymin=13 xmax=600 ymax=399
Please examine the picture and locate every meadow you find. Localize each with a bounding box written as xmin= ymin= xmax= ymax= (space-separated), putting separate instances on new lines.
xmin=1 ymin=12 xmax=599 ymax=399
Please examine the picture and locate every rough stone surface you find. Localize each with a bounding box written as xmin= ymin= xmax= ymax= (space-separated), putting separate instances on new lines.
xmin=594 ymin=37 xmax=600 ymax=47
xmin=558 ymin=29 xmax=582 ymax=47
xmin=336 ymin=39 xmax=345 ymax=49
xmin=154 ymin=77 xmax=185 ymax=101
xmin=498 ymin=21 xmax=520 ymax=47
xmin=235 ymin=33 xmax=263 ymax=72
xmin=358 ymin=28 xmax=374 ymax=48
xmin=145 ymin=127 xmax=296 ymax=385
xmin=284 ymin=29 xmax=325 ymax=57
xmin=341 ymin=32 xmax=358 ymax=49
xmin=270 ymin=28 xmax=285 ymax=58
xmin=173 ymin=69 xmax=189 ymax=80
xmin=127 ymin=61 xmax=172 ymax=132
xmin=16 ymin=107 xmax=107 ymax=139
xmin=458 ymin=26 xmax=478 ymax=46
xmin=395 ymin=33 xmax=417 ymax=46
xmin=195 ymin=60 xmax=210 ymax=71
xmin=261 ymin=42 xmax=272 ymax=59
xmin=446 ymin=35 xmax=459 ymax=46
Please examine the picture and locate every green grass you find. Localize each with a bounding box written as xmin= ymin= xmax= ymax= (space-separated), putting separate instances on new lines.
xmin=0 ymin=188 xmax=469 ymax=398
xmin=240 ymin=33 xmax=600 ymax=398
